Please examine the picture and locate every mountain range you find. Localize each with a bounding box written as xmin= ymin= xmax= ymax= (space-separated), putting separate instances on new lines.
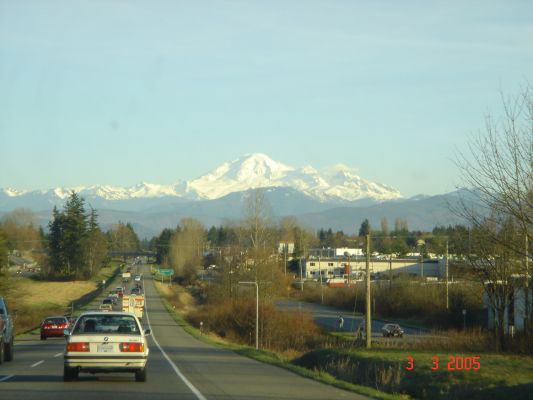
xmin=1 ymin=153 xmax=470 ymax=238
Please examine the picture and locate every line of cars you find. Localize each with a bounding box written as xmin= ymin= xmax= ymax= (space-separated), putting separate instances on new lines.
xmin=45 ymin=276 xmax=149 ymax=381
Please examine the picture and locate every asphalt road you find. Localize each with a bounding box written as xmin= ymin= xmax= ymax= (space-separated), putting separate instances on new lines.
xmin=275 ymin=299 xmax=428 ymax=337
xmin=0 ymin=265 xmax=369 ymax=400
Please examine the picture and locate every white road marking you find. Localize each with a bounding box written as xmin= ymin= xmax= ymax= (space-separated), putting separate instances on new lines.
xmin=54 ymin=352 xmax=63 ymax=358
xmin=144 ymin=297 xmax=207 ymax=400
xmin=31 ymin=360 xmax=44 ymax=367
xmin=0 ymin=374 xmax=15 ymax=382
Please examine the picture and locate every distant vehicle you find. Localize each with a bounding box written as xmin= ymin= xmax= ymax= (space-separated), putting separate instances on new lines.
xmin=122 ymin=294 xmax=144 ymax=319
xmin=102 ymin=298 xmax=114 ymax=306
xmin=122 ymin=271 xmax=131 ymax=282
xmin=40 ymin=316 xmax=69 ymax=340
xmin=63 ymin=311 xmax=150 ymax=381
xmin=108 ymin=293 xmax=119 ymax=304
xmin=115 ymin=286 xmax=124 ymax=298
xmin=382 ymin=323 xmax=404 ymax=337
xmin=130 ymin=287 xmax=141 ymax=295
xmin=0 ymin=297 xmax=14 ymax=362
xmin=327 ymin=277 xmax=346 ymax=288
xmin=134 ymin=274 xmax=142 ymax=282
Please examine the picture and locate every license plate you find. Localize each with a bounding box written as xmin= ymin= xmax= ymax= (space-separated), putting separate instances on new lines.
xmin=51 ymin=325 xmax=58 ymax=328
xmin=97 ymin=343 xmax=114 ymax=353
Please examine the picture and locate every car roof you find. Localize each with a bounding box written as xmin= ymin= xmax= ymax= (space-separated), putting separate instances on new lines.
xmin=43 ymin=315 xmax=68 ymax=319
xmin=78 ymin=311 xmax=137 ymax=317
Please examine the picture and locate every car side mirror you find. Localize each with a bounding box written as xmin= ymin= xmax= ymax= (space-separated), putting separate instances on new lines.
xmin=63 ymin=329 xmax=71 ymax=336
xmin=144 ymin=329 xmax=151 ymax=336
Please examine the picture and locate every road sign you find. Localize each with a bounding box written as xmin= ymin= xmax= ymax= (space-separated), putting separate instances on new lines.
xmin=158 ymin=269 xmax=174 ymax=276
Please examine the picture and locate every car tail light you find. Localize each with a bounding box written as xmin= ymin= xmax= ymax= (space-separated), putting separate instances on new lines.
xmin=67 ymin=342 xmax=90 ymax=352
xmin=120 ymin=342 xmax=144 ymax=352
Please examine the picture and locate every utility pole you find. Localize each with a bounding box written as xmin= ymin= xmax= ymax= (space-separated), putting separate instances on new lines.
xmin=420 ymin=250 xmax=424 ymax=278
xmin=284 ymin=246 xmax=287 ymax=276
xmin=365 ymin=234 xmax=371 ymax=349
xmin=444 ymin=239 xmax=450 ymax=310
xmin=318 ymin=253 xmax=324 ymax=304
xmin=299 ymin=258 xmax=304 ymax=291
xmin=525 ymin=234 xmax=529 ymax=330
xmin=389 ymin=254 xmax=392 ymax=290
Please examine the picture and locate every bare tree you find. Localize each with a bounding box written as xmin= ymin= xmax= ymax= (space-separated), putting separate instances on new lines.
xmin=168 ymin=218 xmax=206 ymax=284
xmin=455 ymin=84 xmax=533 ymax=347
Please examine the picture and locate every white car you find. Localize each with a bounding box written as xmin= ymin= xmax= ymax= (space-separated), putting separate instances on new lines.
xmin=63 ymin=311 xmax=150 ymax=381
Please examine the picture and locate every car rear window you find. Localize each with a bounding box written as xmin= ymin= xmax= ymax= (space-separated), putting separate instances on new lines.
xmin=73 ymin=314 xmax=140 ymax=335
xmin=44 ymin=317 xmax=67 ymax=324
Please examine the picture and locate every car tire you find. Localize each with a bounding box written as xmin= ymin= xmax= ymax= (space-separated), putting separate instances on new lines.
xmin=0 ymin=338 xmax=4 ymax=364
xmin=135 ymin=368 xmax=147 ymax=382
xmin=63 ymin=365 xmax=78 ymax=381
xmin=4 ymin=337 xmax=13 ymax=361
xmin=40 ymin=334 xmax=46 ymax=340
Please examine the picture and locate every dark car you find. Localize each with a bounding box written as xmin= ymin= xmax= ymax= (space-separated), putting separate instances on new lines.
xmin=382 ymin=323 xmax=404 ymax=337
xmin=0 ymin=296 xmax=14 ymax=363
xmin=40 ymin=316 xmax=69 ymax=340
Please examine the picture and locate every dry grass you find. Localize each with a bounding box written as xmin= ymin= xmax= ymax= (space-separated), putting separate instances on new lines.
xmin=3 ymin=277 xmax=98 ymax=334
xmin=18 ymin=279 xmax=96 ymax=307
xmin=154 ymin=281 xmax=197 ymax=315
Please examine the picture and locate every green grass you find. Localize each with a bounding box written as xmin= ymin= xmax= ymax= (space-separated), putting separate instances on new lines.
xmin=93 ymin=262 xmax=121 ymax=282
xmin=294 ymin=348 xmax=533 ymax=400
xmin=154 ymin=281 xmax=404 ymax=400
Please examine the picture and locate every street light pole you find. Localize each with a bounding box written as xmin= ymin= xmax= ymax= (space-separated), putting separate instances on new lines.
xmin=365 ymin=234 xmax=371 ymax=349
xmin=444 ymin=239 xmax=450 ymax=310
xmin=239 ymin=281 xmax=259 ymax=349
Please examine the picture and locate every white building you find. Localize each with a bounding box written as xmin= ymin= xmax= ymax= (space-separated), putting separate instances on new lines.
xmin=335 ymin=248 xmax=363 ymax=257
xmin=304 ymin=257 xmax=444 ymax=280
xmin=278 ymin=242 xmax=295 ymax=255
xmin=485 ymin=284 xmax=533 ymax=332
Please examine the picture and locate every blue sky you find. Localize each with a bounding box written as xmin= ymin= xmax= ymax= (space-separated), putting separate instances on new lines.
xmin=1 ymin=0 xmax=531 ymax=197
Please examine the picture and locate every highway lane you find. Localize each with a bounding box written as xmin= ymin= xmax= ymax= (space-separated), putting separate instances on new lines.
xmin=1 ymin=265 xmax=370 ymax=400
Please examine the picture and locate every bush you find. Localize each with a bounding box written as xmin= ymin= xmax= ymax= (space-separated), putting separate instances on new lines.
xmin=187 ymin=299 xmax=321 ymax=352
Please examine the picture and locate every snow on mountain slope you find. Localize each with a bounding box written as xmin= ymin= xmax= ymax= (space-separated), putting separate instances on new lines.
xmin=187 ymin=153 xmax=402 ymax=202
xmin=1 ymin=153 xmax=403 ymax=204
xmin=187 ymin=153 xmax=295 ymax=199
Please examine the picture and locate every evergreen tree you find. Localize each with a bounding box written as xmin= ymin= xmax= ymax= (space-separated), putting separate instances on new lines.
xmin=83 ymin=208 xmax=108 ymax=278
xmin=62 ymin=191 xmax=88 ymax=277
xmin=358 ymin=219 xmax=371 ymax=237
xmin=46 ymin=193 xmax=106 ymax=279
xmin=47 ymin=206 xmax=66 ymax=276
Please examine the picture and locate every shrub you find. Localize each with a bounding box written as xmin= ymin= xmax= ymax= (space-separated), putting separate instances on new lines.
xmin=187 ymin=299 xmax=321 ymax=352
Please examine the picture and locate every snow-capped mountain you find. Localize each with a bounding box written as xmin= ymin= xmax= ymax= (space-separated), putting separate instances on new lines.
xmin=183 ymin=153 xmax=401 ymax=202
xmin=0 ymin=153 xmax=402 ymax=210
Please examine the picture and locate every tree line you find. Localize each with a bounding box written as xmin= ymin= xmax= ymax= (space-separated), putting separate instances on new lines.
xmin=0 ymin=192 xmax=141 ymax=280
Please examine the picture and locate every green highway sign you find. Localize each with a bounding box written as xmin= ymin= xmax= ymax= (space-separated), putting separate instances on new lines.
xmin=158 ymin=269 xmax=174 ymax=276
